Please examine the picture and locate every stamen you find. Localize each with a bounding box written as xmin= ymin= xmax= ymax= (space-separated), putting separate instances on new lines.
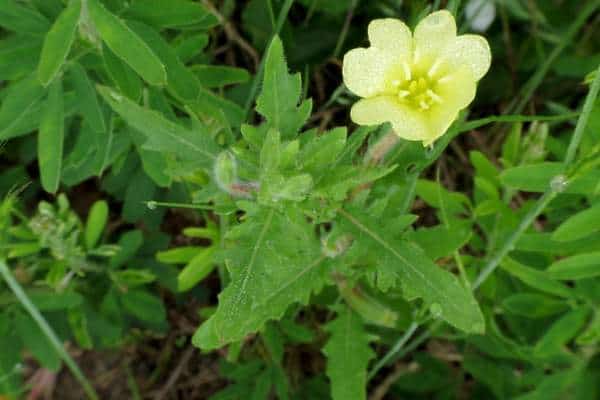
xmin=428 ymin=59 xmax=443 ymax=78
xmin=402 ymin=62 xmax=411 ymax=81
xmin=397 ymin=90 xmax=410 ymax=99
xmin=426 ymin=89 xmax=443 ymax=103
xmin=419 ymin=100 xmax=430 ymax=110
xmin=437 ymin=75 xmax=452 ymax=84
xmin=392 ymin=80 xmax=401 ymax=87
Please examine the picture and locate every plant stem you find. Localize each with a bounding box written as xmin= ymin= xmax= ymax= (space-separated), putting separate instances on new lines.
xmin=0 ymin=260 xmax=99 ymax=400
xmin=367 ymin=321 xmax=418 ymax=380
xmin=564 ymin=63 xmax=600 ymax=166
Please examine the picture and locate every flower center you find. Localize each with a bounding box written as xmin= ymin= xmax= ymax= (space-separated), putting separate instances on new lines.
xmin=389 ymin=61 xmax=445 ymax=111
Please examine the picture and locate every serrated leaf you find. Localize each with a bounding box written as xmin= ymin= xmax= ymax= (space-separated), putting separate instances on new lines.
xmin=38 ymin=79 xmax=64 ymax=193
xmin=256 ymin=36 xmax=312 ymax=139
xmin=88 ymin=0 xmax=166 ymax=86
xmin=37 ymin=0 xmax=81 ymax=86
xmin=97 ymin=85 xmax=219 ymax=171
xmin=193 ymin=206 xmax=325 ymax=349
xmin=322 ymin=307 xmax=374 ymax=400
xmin=124 ymin=0 xmax=218 ymax=29
xmin=338 ymin=207 xmax=484 ymax=333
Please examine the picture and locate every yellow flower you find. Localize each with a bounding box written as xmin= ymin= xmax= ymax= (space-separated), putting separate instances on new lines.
xmin=343 ymin=11 xmax=491 ymax=145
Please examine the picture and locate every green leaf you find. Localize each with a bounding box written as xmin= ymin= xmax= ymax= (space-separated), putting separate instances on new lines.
xmin=0 ymin=76 xmax=46 ymax=140
xmin=338 ymin=207 xmax=484 ymax=333
xmin=547 ymin=252 xmax=600 ymax=280
xmin=14 ymin=312 xmax=61 ymax=371
xmin=110 ymin=230 xmax=143 ymax=268
xmin=97 ymin=85 xmax=219 ymax=171
xmin=500 ymin=258 xmax=573 ymax=298
xmin=120 ymin=289 xmax=166 ymax=324
xmin=192 ymin=65 xmax=250 ymax=88
xmin=87 ymin=0 xmax=166 ymax=86
xmin=256 ymin=36 xmax=312 ymax=139
xmin=85 ymin=200 xmax=108 ymax=249
xmin=552 ymin=203 xmax=600 ymax=242
xmin=193 ymin=206 xmax=325 ymax=349
xmin=70 ymin=62 xmax=106 ymax=133
xmin=534 ymin=307 xmax=590 ymax=357
xmin=0 ymin=0 xmax=50 ymax=35
xmin=124 ymin=0 xmax=218 ymax=29
xmin=36 ymin=0 xmax=81 ymax=86
xmin=0 ymin=35 xmax=44 ymax=81
xmin=322 ymin=306 xmax=374 ymax=400
xmin=38 ymin=79 xmax=64 ymax=193
xmin=102 ymin=43 xmax=143 ymax=101
xmin=156 ymin=246 xmax=202 ymax=264
xmin=126 ymin=21 xmax=201 ymax=101
xmin=177 ymin=247 xmax=216 ymax=292
xmin=28 ymin=290 xmax=83 ymax=311
xmin=500 ymin=162 xmax=598 ymax=194
xmin=502 ymin=293 xmax=569 ymax=318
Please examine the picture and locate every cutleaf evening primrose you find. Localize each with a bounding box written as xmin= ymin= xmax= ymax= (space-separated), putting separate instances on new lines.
xmin=343 ymin=11 xmax=491 ymax=145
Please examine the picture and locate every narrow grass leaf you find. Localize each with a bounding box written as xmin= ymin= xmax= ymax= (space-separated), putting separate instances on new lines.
xmin=37 ymin=0 xmax=81 ymax=86
xmin=38 ymin=79 xmax=64 ymax=193
xmin=87 ymin=0 xmax=166 ymax=86
xmin=0 ymin=76 xmax=46 ymax=140
xmin=552 ymin=203 xmax=600 ymax=242
xmin=70 ymin=63 xmax=106 ymax=133
xmin=547 ymin=252 xmax=600 ymax=280
xmin=97 ymin=85 xmax=219 ymax=170
xmin=0 ymin=0 xmax=50 ymax=35
xmin=124 ymin=0 xmax=218 ymax=29
xmin=501 ymin=258 xmax=573 ymax=298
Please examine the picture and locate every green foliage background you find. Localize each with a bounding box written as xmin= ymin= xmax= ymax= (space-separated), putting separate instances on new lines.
xmin=1 ymin=0 xmax=600 ymax=399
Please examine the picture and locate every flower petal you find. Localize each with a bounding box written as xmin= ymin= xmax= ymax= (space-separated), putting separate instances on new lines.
xmin=435 ymin=66 xmax=477 ymax=110
xmin=414 ymin=10 xmax=456 ymax=59
xmin=368 ymin=18 xmax=412 ymax=58
xmin=350 ymin=96 xmax=429 ymax=141
xmin=343 ymin=47 xmax=395 ymax=98
xmin=423 ymin=107 xmax=459 ymax=146
xmin=443 ymin=34 xmax=491 ymax=81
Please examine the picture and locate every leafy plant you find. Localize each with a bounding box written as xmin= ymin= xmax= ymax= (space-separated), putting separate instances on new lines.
xmin=1 ymin=0 xmax=600 ymax=399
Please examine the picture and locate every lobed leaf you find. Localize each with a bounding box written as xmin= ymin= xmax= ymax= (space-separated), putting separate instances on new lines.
xmin=193 ymin=206 xmax=326 ymax=349
xmin=323 ymin=306 xmax=374 ymax=400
